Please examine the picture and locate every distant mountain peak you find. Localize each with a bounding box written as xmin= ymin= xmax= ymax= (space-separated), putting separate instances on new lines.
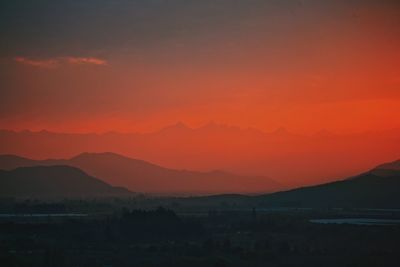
xmin=158 ymin=121 xmax=192 ymax=133
xmin=272 ymin=126 xmax=289 ymax=135
xmin=198 ymin=121 xmax=222 ymax=130
xmin=201 ymin=120 xmax=218 ymax=128
xmin=174 ymin=121 xmax=189 ymax=128
xmin=197 ymin=121 xmax=242 ymax=132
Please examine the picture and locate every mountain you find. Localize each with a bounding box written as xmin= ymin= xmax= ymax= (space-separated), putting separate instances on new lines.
xmin=376 ymin=160 xmax=400 ymax=170
xmin=0 ymin=154 xmax=38 ymax=170
xmin=0 ymin=165 xmax=131 ymax=198
xmin=254 ymin=159 xmax=400 ymax=208
xmin=1 ymin=126 xmax=399 ymax=187
xmin=0 ymin=153 xmax=281 ymax=194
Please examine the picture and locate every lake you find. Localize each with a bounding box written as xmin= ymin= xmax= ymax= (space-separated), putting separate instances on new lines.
xmin=0 ymin=213 xmax=88 ymax=218
xmin=310 ymin=218 xmax=400 ymax=226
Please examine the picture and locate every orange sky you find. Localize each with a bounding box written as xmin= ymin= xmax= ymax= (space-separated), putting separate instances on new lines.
xmin=0 ymin=1 xmax=399 ymax=188
xmin=1 ymin=1 xmax=399 ymax=134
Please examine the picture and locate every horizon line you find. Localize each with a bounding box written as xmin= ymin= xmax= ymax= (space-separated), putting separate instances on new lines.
xmin=0 ymin=122 xmax=399 ymax=137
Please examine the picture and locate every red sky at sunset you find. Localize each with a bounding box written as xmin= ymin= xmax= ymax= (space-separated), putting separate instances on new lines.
xmin=0 ymin=0 xmax=399 ymax=190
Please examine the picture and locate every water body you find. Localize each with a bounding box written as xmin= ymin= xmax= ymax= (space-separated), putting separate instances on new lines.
xmin=310 ymin=218 xmax=400 ymax=226
xmin=0 ymin=213 xmax=87 ymax=218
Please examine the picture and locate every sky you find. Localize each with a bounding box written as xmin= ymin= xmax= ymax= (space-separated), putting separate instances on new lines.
xmin=0 ymin=0 xmax=399 ymax=134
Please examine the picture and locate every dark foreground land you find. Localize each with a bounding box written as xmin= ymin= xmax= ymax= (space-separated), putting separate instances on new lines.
xmin=0 ymin=198 xmax=399 ymax=267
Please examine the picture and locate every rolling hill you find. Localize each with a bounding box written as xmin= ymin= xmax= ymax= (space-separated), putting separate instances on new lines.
xmin=0 ymin=153 xmax=281 ymax=194
xmin=0 ymin=165 xmax=131 ymax=198
xmin=254 ymin=159 xmax=400 ymax=208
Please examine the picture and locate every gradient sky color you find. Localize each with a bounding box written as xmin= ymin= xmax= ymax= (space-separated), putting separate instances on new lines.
xmin=1 ymin=0 xmax=399 ymax=134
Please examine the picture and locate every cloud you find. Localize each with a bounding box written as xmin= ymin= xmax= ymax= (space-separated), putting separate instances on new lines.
xmin=65 ymin=57 xmax=107 ymax=66
xmin=14 ymin=57 xmax=59 ymax=68
xmin=14 ymin=56 xmax=107 ymax=68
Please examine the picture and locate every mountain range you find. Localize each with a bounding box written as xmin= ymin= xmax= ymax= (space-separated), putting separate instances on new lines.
xmin=1 ymin=124 xmax=399 ymax=187
xmin=0 ymin=152 xmax=281 ymax=194
xmin=0 ymin=165 xmax=131 ymax=198
xmin=0 ymin=152 xmax=399 ymax=207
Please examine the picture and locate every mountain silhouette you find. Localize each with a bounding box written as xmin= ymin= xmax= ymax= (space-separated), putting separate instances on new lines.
xmin=0 ymin=165 xmax=131 ymax=198
xmin=373 ymin=159 xmax=400 ymax=171
xmin=0 ymin=153 xmax=281 ymax=194
xmin=1 ymin=126 xmax=399 ymax=187
xmin=255 ymin=159 xmax=400 ymax=208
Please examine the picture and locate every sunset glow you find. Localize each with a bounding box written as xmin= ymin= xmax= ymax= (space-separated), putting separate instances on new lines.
xmin=0 ymin=0 xmax=399 ymax=189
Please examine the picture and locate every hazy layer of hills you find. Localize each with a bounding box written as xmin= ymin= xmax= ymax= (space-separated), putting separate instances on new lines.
xmin=0 ymin=165 xmax=131 ymax=198
xmin=1 ymin=124 xmax=399 ymax=186
xmin=253 ymin=161 xmax=400 ymax=208
xmin=0 ymin=153 xmax=281 ymax=194
xmin=0 ymin=152 xmax=399 ymax=208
